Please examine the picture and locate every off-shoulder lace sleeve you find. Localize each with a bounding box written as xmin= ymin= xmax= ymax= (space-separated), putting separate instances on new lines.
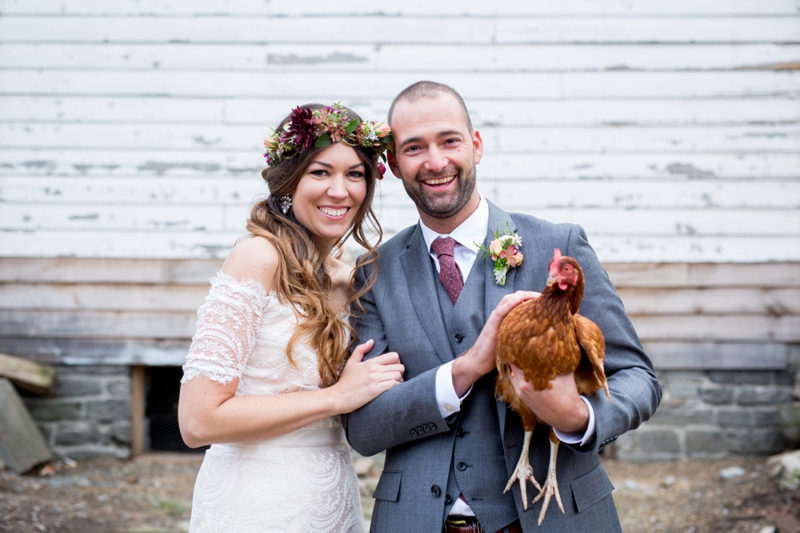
xmin=181 ymin=272 xmax=270 ymax=385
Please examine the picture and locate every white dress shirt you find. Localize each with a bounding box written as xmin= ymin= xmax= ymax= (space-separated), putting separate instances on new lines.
xmin=419 ymin=195 xmax=596 ymax=516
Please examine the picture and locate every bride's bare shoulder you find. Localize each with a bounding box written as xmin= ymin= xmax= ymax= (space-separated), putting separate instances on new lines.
xmin=220 ymin=236 xmax=280 ymax=293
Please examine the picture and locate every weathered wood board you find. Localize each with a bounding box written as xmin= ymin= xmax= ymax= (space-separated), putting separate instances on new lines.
xmin=0 ymin=352 xmax=56 ymax=395
xmin=2 ymin=44 xmax=799 ymax=72
xmin=2 ymin=16 xmax=798 ymax=43
xmin=0 ymin=378 xmax=52 ymax=473
xmin=2 ymin=0 xmax=798 ymax=16
xmin=2 ymin=98 xmax=799 ymax=128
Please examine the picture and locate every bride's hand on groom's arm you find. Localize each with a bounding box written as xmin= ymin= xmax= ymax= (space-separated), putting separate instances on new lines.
xmin=331 ymin=339 xmax=405 ymax=414
xmin=451 ymin=291 xmax=540 ymax=397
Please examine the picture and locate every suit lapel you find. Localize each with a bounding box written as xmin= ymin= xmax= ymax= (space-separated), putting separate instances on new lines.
xmin=482 ymin=201 xmax=520 ymax=437
xmin=400 ymin=225 xmax=455 ymax=365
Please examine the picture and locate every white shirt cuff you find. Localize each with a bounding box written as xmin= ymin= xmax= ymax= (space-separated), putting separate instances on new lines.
xmin=553 ymin=396 xmax=596 ymax=447
xmin=434 ymin=361 xmax=471 ymax=419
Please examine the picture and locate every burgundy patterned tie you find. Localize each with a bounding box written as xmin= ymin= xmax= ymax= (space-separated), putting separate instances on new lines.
xmin=431 ymin=237 xmax=464 ymax=305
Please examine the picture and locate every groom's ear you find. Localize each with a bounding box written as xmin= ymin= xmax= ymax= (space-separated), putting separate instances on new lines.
xmin=387 ymin=150 xmax=402 ymax=179
xmin=472 ymin=130 xmax=484 ymax=165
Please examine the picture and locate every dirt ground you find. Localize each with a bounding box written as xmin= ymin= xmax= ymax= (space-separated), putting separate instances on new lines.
xmin=1 ymin=453 xmax=798 ymax=533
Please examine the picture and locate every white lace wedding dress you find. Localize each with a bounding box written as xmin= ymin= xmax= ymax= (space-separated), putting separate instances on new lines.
xmin=181 ymin=272 xmax=364 ymax=533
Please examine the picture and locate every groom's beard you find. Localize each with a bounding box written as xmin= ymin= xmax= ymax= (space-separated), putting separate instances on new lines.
xmin=400 ymin=161 xmax=477 ymax=220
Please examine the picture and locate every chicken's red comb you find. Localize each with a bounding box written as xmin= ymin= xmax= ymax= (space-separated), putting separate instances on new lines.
xmin=553 ymin=248 xmax=562 ymax=262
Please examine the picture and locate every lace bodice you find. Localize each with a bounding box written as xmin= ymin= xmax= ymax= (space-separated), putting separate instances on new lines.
xmin=182 ymin=272 xmax=338 ymax=428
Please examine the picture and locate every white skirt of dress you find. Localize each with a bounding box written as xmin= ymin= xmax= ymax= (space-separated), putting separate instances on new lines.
xmin=189 ymin=426 xmax=365 ymax=533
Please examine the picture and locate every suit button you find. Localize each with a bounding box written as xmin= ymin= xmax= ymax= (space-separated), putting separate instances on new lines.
xmin=445 ymin=494 xmax=453 ymax=505
xmin=456 ymin=428 xmax=466 ymax=438
xmin=430 ymin=423 xmax=437 ymax=431
xmin=410 ymin=429 xmax=418 ymax=437
xmin=454 ymin=334 xmax=464 ymax=343
xmin=416 ymin=426 xmax=423 ymax=434
xmin=422 ymin=423 xmax=430 ymax=433
xmin=457 ymin=462 xmax=467 ymax=471
xmin=431 ymin=485 xmax=441 ymax=497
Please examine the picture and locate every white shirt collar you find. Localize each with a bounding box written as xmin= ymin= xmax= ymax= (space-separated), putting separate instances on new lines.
xmin=419 ymin=194 xmax=489 ymax=254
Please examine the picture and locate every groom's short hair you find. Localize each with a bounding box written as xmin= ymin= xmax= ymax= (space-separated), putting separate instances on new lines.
xmin=388 ymin=81 xmax=473 ymax=134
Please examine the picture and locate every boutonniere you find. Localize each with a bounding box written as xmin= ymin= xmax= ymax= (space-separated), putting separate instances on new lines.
xmin=476 ymin=223 xmax=523 ymax=286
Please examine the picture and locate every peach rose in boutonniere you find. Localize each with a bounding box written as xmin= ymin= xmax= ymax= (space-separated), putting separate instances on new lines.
xmin=476 ymin=223 xmax=523 ymax=286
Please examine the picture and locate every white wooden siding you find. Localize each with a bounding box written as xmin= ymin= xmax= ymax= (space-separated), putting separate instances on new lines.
xmin=0 ymin=1 xmax=798 ymax=263
xmin=0 ymin=258 xmax=796 ymax=369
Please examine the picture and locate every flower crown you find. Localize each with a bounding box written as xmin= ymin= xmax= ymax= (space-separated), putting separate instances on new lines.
xmin=263 ymin=103 xmax=392 ymax=176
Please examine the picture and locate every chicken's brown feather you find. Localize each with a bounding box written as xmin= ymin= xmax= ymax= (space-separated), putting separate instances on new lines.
xmin=573 ymin=314 xmax=610 ymax=400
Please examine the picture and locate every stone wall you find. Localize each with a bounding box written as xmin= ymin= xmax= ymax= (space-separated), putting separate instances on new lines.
xmin=617 ymin=345 xmax=800 ymax=461
xmin=21 ymin=365 xmax=131 ymax=459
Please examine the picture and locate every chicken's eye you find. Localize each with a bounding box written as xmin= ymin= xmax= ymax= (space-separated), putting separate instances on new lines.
xmin=564 ymin=265 xmax=572 ymax=272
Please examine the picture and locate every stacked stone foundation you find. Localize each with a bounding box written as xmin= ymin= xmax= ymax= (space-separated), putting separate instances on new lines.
xmin=617 ymin=345 xmax=800 ymax=461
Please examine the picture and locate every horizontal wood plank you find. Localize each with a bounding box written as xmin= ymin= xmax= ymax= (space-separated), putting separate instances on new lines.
xmin=0 ymin=259 xmax=798 ymax=287
xmin=0 ymin=258 xmax=222 ymax=284
xmin=0 ymin=309 xmax=795 ymax=344
xmin=0 ymin=337 xmax=190 ymax=365
xmin=0 ymin=309 xmax=198 ymax=339
xmin=644 ymin=341 xmax=787 ymax=369
xmin=0 ymin=336 xmax=790 ymax=369
xmin=1 ymin=71 xmax=796 ymax=99
xmin=2 ymin=43 xmax=798 ymax=72
xmin=3 ymin=151 xmax=800 ymax=180
xmin=265 ymin=206 xmax=800 ymax=238
xmin=1 ymin=17 xmax=797 ymax=44
xmin=0 ymin=204 xmax=230 ymax=232
xmin=630 ymin=314 xmax=800 ymax=341
xmin=1 ymin=230 xmax=798 ymax=262
xmin=2 ymin=282 xmax=797 ymax=315
xmin=617 ymin=287 xmax=800 ymax=314
xmin=488 ymin=180 xmax=800 ymax=209
xmin=1 ymin=97 xmax=797 ymax=127
xmin=4 ymin=123 xmax=798 ymax=153
xmin=1 ymin=0 xmax=798 ymax=16
xmin=0 ymin=283 xmax=209 ymax=311
xmin=610 ymin=262 xmax=800 ymax=288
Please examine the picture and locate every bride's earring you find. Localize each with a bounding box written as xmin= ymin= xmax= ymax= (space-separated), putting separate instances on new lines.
xmin=279 ymin=194 xmax=292 ymax=215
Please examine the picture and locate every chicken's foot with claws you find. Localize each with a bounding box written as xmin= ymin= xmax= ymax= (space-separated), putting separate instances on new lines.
xmin=531 ymin=432 xmax=565 ymax=525
xmin=503 ymin=430 xmax=541 ymax=509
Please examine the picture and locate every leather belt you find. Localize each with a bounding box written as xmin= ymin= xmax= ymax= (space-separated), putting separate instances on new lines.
xmin=443 ymin=517 xmax=522 ymax=533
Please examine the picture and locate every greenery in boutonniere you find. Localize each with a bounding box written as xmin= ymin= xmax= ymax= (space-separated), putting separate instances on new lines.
xmin=476 ymin=223 xmax=523 ymax=286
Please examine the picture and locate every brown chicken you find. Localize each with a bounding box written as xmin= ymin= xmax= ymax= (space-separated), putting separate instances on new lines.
xmin=495 ymin=248 xmax=610 ymax=525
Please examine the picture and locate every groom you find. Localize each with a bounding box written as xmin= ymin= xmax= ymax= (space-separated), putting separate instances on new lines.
xmin=342 ymin=81 xmax=661 ymax=533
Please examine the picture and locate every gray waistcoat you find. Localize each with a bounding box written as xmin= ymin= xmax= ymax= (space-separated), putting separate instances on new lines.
xmin=433 ymin=260 xmax=519 ymax=531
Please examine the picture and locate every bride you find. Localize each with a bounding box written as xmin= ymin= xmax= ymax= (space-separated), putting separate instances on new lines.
xmin=178 ymin=103 xmax=403 ymax=532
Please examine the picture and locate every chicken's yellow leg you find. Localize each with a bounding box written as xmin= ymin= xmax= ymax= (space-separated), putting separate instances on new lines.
xmin=531 ymin=429 xmax=565 ymax=525
xmin=503 ymin=430 xmax=542 ymax=509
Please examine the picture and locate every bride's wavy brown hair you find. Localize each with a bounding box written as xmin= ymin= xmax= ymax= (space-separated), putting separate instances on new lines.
xmin=246 ymin=104 xmax=382 ymax=387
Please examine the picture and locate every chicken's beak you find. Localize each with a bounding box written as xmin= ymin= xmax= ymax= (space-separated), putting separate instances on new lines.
xmin=546 ymin=276 xmax=558 ymax=287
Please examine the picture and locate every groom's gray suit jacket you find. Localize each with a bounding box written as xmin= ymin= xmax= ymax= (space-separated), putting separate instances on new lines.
xmin=342 ymin=201 xmax=661 ymax=533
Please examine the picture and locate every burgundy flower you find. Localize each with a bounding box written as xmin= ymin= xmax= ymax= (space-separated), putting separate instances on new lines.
xmin=286 ymin=106 xmax=317 ymax=150
xmin=377 ymin=162 xmax=386 ymax=179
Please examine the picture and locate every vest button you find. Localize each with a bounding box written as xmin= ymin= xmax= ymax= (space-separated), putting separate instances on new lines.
xmin=410 ymin=429 xmax=418 ymax=437
xmin=431 ymin=485 xmax=441 ymax=497
xmin=457 ymin=462 xmax=467 ymax=471
xmin=454 ymin=334 xmax=464 ymax=343
xmin=456 ymin=428 xmax=466 ymax=438
xmin=445 ymin=494 xmax=453 ymax=505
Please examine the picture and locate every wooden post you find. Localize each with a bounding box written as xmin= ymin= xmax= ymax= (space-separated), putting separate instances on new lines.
xmin=131 ymin=366 xmax=146 ymax=457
